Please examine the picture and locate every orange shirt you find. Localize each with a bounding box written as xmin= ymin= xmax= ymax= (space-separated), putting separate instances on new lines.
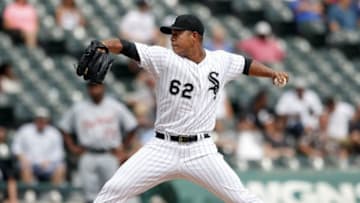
xmin=3 ymin=3 xmax=38 ymax=32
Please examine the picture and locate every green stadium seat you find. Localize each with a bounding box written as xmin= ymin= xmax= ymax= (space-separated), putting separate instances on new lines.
xmin=264 ymin=0 xmax=293 ymax=23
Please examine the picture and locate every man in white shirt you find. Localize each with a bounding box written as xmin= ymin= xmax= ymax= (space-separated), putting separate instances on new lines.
xmin=276 ymin=78 xmax=323 ymax=137
xmin=12 ymin=107 xmax=65 ymax=186
xmin=120 ymin=0 xmax=157 ymax=44
xmin=325 ymin=97 xmax=355 ymax=140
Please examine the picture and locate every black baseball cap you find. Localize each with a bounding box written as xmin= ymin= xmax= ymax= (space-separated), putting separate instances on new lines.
xmin=160 ymin=14 xmax=204 ymax=36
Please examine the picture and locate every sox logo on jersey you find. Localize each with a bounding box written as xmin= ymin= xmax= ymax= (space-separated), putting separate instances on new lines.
xmin=208 ymin=71 xmax=219 ymax=100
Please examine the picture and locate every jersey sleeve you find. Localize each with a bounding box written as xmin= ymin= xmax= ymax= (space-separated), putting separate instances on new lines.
xmin=135 ymin=42 xmax=170 ymax=77
xmin=224 ymin=51 xmax=246 ymax=82
xmin=58 ymin=107 xmax=75 ymax=134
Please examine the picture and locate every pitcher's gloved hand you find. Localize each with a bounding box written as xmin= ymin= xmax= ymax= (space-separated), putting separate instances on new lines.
xmin=76 ymin=40 xmax=114 ymax=84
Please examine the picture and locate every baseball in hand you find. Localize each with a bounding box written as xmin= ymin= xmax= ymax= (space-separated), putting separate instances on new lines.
xmin=273 ymin=77 xmax=287 ymax=88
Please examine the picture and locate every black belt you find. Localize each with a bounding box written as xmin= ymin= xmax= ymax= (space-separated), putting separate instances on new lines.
xmin=155 ymin=132 xmax=210 ymax=143
xmin=83 ymin=147 xmax=113 ymax=154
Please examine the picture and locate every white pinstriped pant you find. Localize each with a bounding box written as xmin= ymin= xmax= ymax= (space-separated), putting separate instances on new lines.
xmin=94 ymin=137 xmax=263 ymax=203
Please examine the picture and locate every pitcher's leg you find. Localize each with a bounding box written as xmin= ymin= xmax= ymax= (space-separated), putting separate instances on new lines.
xmin=183 ymin=152 xmax=262 ymax=203
xmin=94 ymin=139 xmax=178 ymax=203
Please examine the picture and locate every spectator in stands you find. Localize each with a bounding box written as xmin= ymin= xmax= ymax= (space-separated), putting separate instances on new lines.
xmin=288 ymin=0 xmax=326 ymax=35
xmin=323 ymin=0 xmax=338 ymax=6
xmin=237 ymin=21 xmax=286 ymax=64
xmin=247 ymin=89 xmax=273 ymax=130
xmin=347 ymin=104 xmax=360 ymax=157
xmin=2 ymin=0 xmax=38 ymax=47
xmin=12 ymin=107 xmax=65 ymax=202
xmin=120 ymin=0 xmax=157 ymax=44
xmin=350 ymin=104 xmax=360 ymax=134
xmin=327 ymin=0 xmax=360 ymax=32
xmin=0 ymin=62 xmax=21 ymax=94
xmin=263 ymin=115 xmax=295 ymax=160
xmin=120 ymin=0 xmax=158 ymax=75
xmin=204 ymin=24 xmax=234 ymax=52
xmin=324 ymin=97 xmax=355 ymax=141
xmin=355 ymin=0 xmax=360 ymax=16
xmin=0 ymin=127 xmax=18 ymax=203
xmin=298 ymin=113 xmax=330 ymax=158
xmin=275 ymin=78 xmax=323 ymax=139
xmin=236 ymin=116 xmax=264 ymax=162
xmin=55 ymin=0 xmax=85 ymax=31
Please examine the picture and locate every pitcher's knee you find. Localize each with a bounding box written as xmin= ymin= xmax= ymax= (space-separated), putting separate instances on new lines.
xmin=230 ymin=196 xmax=263 ymax=203
xmin=94 ymin=179 xmax=129 ymax=203
xmin=223 ymin=188 xmax=263 ymax=203
xmin=236 ymin=189 xmax=263 ymax=203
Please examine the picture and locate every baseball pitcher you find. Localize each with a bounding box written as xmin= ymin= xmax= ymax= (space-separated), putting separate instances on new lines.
xmin=75 ymin=14 xmax=289 ymax=203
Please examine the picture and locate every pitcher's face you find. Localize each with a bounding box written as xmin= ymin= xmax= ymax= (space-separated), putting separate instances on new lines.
xmin=171 ymin=30 xmax=197 ymax=57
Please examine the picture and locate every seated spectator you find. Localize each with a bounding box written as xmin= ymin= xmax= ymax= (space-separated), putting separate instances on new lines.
xmin=348 ymin=104 xmax=360 ymax=158
xmin=12 ymin=107 xmax=65 ymax=202
xmin=323 ymin=0 xmax=339 ymax=6
xmin=288 ymin=0 xmax=325 ymax=35
xmin=237 ymin=21 xmax=285 ymax=64
xmin=119 ymin=0 xmax=157 ymax=75
xmin=350 ymin=104 xmax=360 ymax=134
xmin=0 ymin=62 xmax=22 ymax=94
xmin=204 ymin=25 xmax=234 ymax=52
xmin=275 ymin=78 xmax=323 ymax=138
xmin=327 ymin=0 xmax=360 ymax=32
xmin=263 ymin=116 xmax=295 ymax=160
xmin=0 ymin=127 xmax=18 ymax=203
xmin=120 ymin=0 xmax=157 ymax=44
xmin=324 ymin=97 xmax=355 ymax=141
xmin=298 ymin=113 xmax=329 ymax=158
xmin=55 ymin=0 xmax=85 ymax=31
xmin=355 ymin=0 xmax=360 ymax=16
xmin=236 ymin=116 xmax=264 ymax=162
xmin=2 ymin=0 xmax=38 ymax=47
xmin=247 ymin=89 xmax=274 ymax=130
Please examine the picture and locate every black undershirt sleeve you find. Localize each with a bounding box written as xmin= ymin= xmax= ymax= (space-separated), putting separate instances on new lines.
xmin=120 ymin=39 xmax=140 ymax=62
xmin=242 ymin=57 xmax=253 ymax=75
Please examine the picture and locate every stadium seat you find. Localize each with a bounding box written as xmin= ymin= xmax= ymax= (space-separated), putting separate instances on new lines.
xmin=232 ymin=0 xmax=265 ymax=26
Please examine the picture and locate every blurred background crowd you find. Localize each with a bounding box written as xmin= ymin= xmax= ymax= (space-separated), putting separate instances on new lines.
xmin=0 ymin=0 xmax=360 ymax=202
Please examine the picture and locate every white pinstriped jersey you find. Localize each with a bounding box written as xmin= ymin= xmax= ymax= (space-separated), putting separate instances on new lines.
xmin=135 ymin=43 xmax=246 ymax=135
xmin=59 ymin=97 xmax=137 ymax=149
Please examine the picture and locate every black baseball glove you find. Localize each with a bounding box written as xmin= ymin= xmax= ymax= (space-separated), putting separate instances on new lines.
xmin=76 ymin=40 xmax=114 ymax=84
